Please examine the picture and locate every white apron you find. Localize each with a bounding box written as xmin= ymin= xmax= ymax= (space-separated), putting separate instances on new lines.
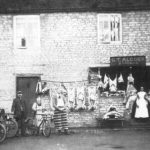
xmin=135 ymin=91 xmax=149 ymax=118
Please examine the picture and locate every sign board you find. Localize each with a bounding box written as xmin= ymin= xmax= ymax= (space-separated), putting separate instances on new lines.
xmin=110 ymin=56 xmax=146 ymax=66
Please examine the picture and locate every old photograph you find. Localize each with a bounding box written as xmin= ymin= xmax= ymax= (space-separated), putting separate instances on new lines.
xmin=0 ymin=0 xmax=150 ymax=150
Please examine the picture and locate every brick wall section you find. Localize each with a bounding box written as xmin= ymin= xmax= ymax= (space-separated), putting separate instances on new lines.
xmin=0 ymin=11 xmax=149 ymax=126
xmin=99 ymin=96 xmax=125 ymax=116
xmin=40 ymin=11 xmax=150 ymax=82
xmin=40 ymin=13 xmax=97 ymax=81
xmin=0 ymin=16 xmax=14 ymax=112
xmin=67 ymin=96 xmax=125 ymax=127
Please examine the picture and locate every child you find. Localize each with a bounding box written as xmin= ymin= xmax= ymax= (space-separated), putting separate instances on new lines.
xmin=32 ymin=95 xmax=45 ymax=126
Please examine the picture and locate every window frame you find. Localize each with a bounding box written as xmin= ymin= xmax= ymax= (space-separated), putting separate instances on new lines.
xmin=97 ymin=13 xmax=122 ymax=44
xmin=13 ymin=15 xmax=40 ymax=52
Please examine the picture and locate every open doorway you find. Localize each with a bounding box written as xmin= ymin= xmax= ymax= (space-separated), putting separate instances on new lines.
xmin=16 ymin=76 xmax=40 ymax=117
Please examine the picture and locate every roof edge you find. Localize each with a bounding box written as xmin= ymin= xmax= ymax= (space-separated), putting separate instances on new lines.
xmin=1 ymin=6 xmax=150 ymax=14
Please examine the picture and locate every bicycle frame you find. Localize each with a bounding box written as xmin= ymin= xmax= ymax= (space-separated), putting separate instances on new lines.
xmin=26 ymin=113 xmax=51 ymax=137
xmin=36 ymin=114 xmax=51 ymax=130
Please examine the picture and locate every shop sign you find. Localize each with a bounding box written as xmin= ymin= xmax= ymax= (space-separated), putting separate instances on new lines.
xmin=110 ymin=56 xmax=146 ymax=66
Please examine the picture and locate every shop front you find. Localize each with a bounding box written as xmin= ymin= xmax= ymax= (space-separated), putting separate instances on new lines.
xmin=89 ymin=56 xmax=148 ymax=95
xmin=17 ymin=55 xmax=149 ymax=128
xmin=88 ymin=56 xmax=149 ymax=120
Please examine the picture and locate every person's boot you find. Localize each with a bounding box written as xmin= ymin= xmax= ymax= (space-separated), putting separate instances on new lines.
xmin=15 ymin=129 xmax=21 ymax=137
xmin=58 ymin=130 xmax=62 ymax=135
xmin=64 ymin=129 xmax=70 ymax=135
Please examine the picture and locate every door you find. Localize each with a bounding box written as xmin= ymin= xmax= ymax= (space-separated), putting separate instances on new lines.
xmin=16 ymin=77 xmax=40 ymax=117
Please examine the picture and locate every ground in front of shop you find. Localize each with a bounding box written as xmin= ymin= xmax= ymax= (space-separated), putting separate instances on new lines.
xmin=1 ymin=130 xmax=150 ymax=150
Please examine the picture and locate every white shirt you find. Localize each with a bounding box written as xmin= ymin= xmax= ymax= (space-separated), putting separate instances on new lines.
xmin=56 ymin=95 xmax=65 ymax=107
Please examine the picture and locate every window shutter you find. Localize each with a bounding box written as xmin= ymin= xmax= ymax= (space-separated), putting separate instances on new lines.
xmin=26 ymin=16 xmax=40 ymax=51
xmin=103 ymin=17 xmax=110 ymax=43
xmin=115 ymin=16 xmax=120 ymax=41
xmin=98 ymin=14 xmax=110 ymax=43
xmin=110 ymin=15 xmax=121 ymax=42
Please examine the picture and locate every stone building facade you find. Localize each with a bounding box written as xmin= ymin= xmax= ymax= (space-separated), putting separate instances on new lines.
xmin=0 ymin=0 xmax=150 ymax=127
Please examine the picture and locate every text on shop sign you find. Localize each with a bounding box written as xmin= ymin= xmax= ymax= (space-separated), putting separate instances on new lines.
xmin=110 ymin=56 xmax=146 ymax=66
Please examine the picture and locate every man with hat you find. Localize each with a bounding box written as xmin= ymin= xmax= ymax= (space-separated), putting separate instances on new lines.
xmin=11 ymin=91 xmax=26 ymax=136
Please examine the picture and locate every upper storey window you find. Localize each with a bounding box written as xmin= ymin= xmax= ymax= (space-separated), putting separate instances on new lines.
xmin=14 ymin=15 xmax=40 ymax=52
xmin=98 ymin=14 xmax=122 ymax=44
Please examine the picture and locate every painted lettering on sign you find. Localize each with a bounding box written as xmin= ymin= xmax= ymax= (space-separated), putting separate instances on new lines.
xmin=110 ymin=56 xmax=146 ymax=66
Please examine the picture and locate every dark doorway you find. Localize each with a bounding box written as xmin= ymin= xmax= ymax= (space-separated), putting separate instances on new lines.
xmin=16 ymin=76 xmax=40 ymax=117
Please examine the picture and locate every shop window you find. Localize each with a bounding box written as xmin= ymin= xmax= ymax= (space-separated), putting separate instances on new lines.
xmin=89 ymin=66 xmax=150 ymax=97
xmin=14 ymin=15 xmax=40 ymax=51
xmin=98 ymin=14 xmax=122 ymax=44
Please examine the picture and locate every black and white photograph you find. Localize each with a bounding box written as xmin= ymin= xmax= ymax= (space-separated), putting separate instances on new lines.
xmin=0 ymin=0 xmax=150 ymax=150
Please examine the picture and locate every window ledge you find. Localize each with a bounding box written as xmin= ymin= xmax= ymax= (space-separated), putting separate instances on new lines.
xmin=18 ymin=46 xmax=27 ymax=49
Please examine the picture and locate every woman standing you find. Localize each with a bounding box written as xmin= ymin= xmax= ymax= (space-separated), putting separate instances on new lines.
xmin=134 ymin=87 xmax=149 ymax=119
xmin=144 ymin=89 xmax=150 ymax=117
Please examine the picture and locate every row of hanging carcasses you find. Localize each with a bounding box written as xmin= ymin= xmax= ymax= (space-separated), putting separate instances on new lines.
xmin=39 ymin=81 xmax=99 ymax=111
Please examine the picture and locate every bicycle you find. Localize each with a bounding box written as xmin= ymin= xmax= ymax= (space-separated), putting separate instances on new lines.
xmin=0 ymin=109 xmax=6 ymax=143
xmin=0 ymin=109 xmax=18 ymax=143
xmin=4 ymin=113 xmax=18 ymax=138
xmin=0 ymin=122 xmax=6 ymax=143
xmin=25 ymin=113 xmax=51 ymax=137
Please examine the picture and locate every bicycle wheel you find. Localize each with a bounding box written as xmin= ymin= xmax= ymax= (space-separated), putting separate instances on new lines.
xmin=6 ymin=119 xmax=18 ymax=138
xmin=0 ymin=123 xmax=6 ymax=143
xmin=42 ymin=120 xmax=51 ymax=137
xmin=26 ymin=118 xmax=39 ymax=136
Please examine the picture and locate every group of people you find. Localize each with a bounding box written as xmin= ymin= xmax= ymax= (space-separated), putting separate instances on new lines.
xmin=102 ymin=73 xmax=150 ymax=120
xmin=10 ymin=73 xmax=150 ymax=136
xmin=11 ymin=89 xmax=70 ymax=136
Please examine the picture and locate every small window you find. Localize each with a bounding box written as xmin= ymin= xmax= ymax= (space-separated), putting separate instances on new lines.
xmin=98 ymin=14 xmax=122 ymax=44
xmin=14 ymin=15 xmax=40 ymax=51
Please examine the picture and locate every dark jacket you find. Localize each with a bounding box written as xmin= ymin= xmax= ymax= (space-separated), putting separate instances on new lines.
xmin=11 ymin=97 xmax=26 ymax=119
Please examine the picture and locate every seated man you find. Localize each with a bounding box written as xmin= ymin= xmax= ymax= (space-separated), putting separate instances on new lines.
xmin=103 ymin=106 xmax=122 ymax=119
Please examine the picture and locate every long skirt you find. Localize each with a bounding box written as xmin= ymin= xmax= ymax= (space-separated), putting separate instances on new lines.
xmin=53 ymin=109 xmax=68 ymax=130
xmin=135 ymin=98 xmax=149 ymax=118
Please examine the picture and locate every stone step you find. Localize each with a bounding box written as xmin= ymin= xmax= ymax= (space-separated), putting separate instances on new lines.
xmin=97 ymin=119 xmax=150 ymax=129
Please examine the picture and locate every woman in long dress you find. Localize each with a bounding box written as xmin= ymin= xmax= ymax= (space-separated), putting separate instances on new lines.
xmin=134 ymin=87 xmax=149 ymax=119
xmin=144 ymin=89 xmax=150 ymax=117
